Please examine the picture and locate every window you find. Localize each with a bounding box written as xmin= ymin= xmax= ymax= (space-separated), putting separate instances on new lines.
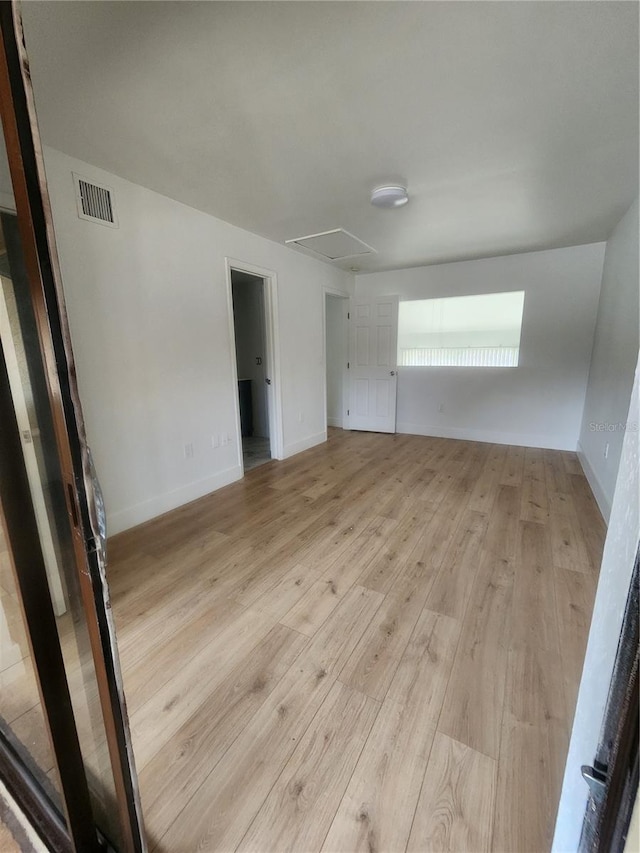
xmin=397 ymin=291 xmax=525 ymax=368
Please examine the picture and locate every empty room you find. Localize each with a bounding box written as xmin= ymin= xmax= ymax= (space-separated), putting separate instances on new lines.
xmin=0 ymin=2 xmax=638 ymax=852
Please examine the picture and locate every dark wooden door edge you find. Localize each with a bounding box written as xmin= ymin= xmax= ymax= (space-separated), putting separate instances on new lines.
xmin=0 ymin=3 xmax=145 ymax=850
xmin=580 ymin=549 xmax=639 ymax=851
xmin=0 ymin=345 xmax=100 ymax=851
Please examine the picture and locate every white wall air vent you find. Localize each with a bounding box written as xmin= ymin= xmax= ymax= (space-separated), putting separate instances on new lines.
xmin=285 ymin=229 xmax=376 ymax=261
xmin=73 ymin=173 xmax=118 ymax=228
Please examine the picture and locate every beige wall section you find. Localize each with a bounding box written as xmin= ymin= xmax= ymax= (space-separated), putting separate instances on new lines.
xmin=42 ymin=147 xmax=352 ymax=534
xmin=578 ymin=198 xmax=640 ymax=521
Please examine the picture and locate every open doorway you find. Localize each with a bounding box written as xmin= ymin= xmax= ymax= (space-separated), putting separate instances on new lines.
xmin=324 ymin=292 xmax=349 ymax=430
xmin=230 ymin=269 xmax=272 ymax=471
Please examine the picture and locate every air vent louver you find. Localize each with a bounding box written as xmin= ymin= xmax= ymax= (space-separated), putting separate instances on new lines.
xmin=73 ymin=173 xmax=118 ymax=227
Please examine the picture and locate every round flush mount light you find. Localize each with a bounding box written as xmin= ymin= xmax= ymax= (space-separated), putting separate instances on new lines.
xmin=370 ymin=185 xmax=409 ymax=208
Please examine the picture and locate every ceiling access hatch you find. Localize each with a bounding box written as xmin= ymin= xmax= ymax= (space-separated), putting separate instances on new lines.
xmin=285 ymin=229 xmax=376 ymax=261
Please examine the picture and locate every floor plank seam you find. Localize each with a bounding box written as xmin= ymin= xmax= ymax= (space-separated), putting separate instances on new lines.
xmin=313 ymin=684 xmax=386 ymax=853
xmin=151 ymin=633 xmax=310 ymax=849
xmin=400 ymin=724 xmax=439 ymax=853
xmin=91 ymin=431 xmax=606 ymax=852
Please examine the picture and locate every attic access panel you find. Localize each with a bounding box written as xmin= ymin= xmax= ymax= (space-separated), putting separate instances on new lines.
xmin=286 ymin=229 xmax=376 ymax=261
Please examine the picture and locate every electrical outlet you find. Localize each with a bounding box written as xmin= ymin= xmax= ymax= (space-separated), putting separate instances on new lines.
xmin=298 ymin=411 xmax=304 ymax=423
xmin=438 ymin=403 xmax=445 ymax=413
xmin=604 ymin=442 xmax=610 ymax=460
xmin=222 ymin=433 xmax=230 ymax=446
xmin=184 ymin=442 xmax=194 ymax=459
xmin=212 ymin=435 xmax=220 ymax=449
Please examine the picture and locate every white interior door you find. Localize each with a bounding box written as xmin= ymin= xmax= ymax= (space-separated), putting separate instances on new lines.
xmin=349 ymin=295 xmax=399 ymax=433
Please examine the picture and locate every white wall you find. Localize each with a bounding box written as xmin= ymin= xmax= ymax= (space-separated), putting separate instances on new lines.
xmin=357 ymin=244 xmax=605 ymax=450
xmin=42 ymin=147 xmax=351 ymax=534
xmin=553 ymin=355 xmax=639 ymax=853
xmin=577 ymin=199 xmax=639 ymax=521
xmin=232 ymin=277 xmax=269 ymax=438
xmin=325 ymin=294 xmax=347 ymax=428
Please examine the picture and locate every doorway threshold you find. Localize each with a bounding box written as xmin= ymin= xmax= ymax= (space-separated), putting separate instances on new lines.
xmin=242 ymin=436 xmax=271 ymax=471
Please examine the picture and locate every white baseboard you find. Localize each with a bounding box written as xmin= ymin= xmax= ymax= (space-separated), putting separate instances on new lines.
xmin=107 ymin=464 xmax=243 ymax=535
xmin=327 ymin=417 xmax=343 ymax=428
xmin=283 ymin=430 xmax=327 ymax=459
xmin=576 ymin=442 xmax=611 ymax=523
xmin=396 ymin=421 xmax=575 ymax=451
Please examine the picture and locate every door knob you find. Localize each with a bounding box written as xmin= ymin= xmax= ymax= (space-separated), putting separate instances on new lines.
xmin=390 ymin=371 xmax=396 ymax=376
xmin=265 ymin=378 xmax=272 ymax=385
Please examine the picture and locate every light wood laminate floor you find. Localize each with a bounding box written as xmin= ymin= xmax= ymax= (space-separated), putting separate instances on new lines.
xmin=108 ymin=430 xmax=605 ymax=853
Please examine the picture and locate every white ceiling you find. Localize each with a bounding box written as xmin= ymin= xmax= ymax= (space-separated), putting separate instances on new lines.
xmin=21 ymin=1 xmax=639 ymax=273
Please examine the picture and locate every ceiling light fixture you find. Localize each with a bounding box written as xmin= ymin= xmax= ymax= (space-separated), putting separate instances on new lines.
xmin=370 ymin=185 xmax=409 ymax=208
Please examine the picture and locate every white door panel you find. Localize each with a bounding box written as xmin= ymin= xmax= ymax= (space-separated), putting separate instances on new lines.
xmin=349 ymin=295 xmax=398 ymax=433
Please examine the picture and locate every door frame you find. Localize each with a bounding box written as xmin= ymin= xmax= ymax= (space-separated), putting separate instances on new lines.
xmin=579 ymin=549 xmax=639 ymax=851
xmin=347 ymin=294 xmax=399 ymax=434
xmin=0 ymin=343 xmax=99 ymax=851
xmin=0 ymin=3 xmax=145 ymax=848
xmin=0 ymin=272 xmax=67 ymax=616
xmin=225 ymin=258 xmax=284 ymax=467
xmin=322 ymin=287 xmax=350 ymax=433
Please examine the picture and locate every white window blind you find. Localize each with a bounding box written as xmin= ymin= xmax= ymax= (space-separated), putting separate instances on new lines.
xmin=397 ymin=291 xmax=525 ymax=369
xmin=400 ymin=345 xmax=519 ymax=367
